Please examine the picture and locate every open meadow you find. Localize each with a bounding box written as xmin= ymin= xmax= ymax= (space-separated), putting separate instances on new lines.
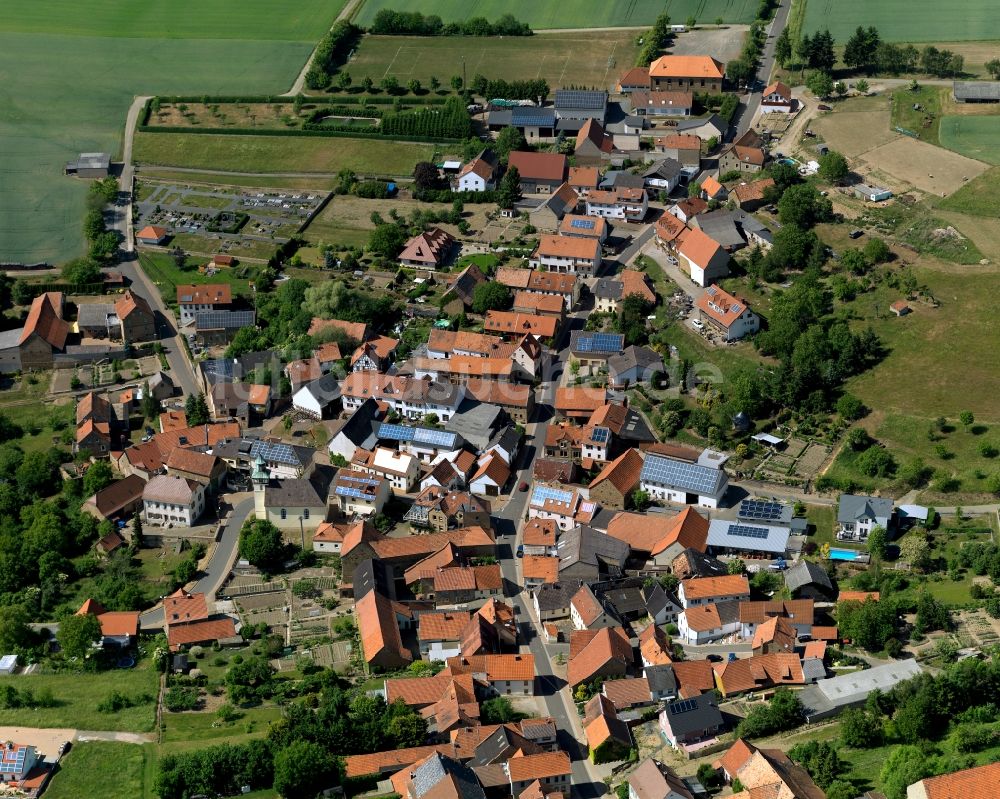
xmin=134 ymin=133 xmax=437 ymax=177
xmin=0 ymin=0 xmax=345 ymax=264
xmin=355 ymin=0 xmax=758 ymax=29
xmin=45 ymin=742 xmax=151 ymax=799
xmin=348 ymin=31 xmax=640 ymax=90
xmin=803 ymin=0 xmax=1000 ymax=42
xmin=939 ymin=115 xmax=1000 ymax=165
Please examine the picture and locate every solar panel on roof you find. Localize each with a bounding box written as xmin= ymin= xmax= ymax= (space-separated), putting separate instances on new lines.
xmin=668 ymin=698 xmax=698 ymax=715
xmin=555 ymin=90 xmax=608 ymax=110
xmin=532 ymin=485 xmax=574 ymax=506
xmin=738 ymin=499 xmax=785 ymax=521
xmin=570 ymin=218 xmax=596 ymax=229
xmin=378 ymin=422 xmax=416 ymax=442
xmin=640 ymin=454 xmax=721 ymax=495
xmin=413 ymin=427 xmax=458 ymax=447
xmin=194 ymin=310 xmax=254 ymax=330
xmin=250 ymin=439 xmax=298 ymax=466
xmin=591 ymin=427 xmax=609 ymax=443
xmin=729 ymin=524 xmax=771 ymax=540
xmin=574 ymin=332 xmax=624 ymax=353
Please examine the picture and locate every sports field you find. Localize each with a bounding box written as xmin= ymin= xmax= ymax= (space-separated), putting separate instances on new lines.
xmin=354 ymin=0 xmax=758 ymax=29
xmin=348 ymin=32 xmax=640 ymax=90
xmin=804 ymin=0 xmax=1000 ymax=42
xmin=0 ymin=0 xmax=345 ymax=264
xmin=939 ymin=116 xmax=1000 ymax=165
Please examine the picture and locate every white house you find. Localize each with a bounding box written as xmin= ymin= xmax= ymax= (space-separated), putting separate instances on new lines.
xmin=678 ymin=575 xmax=751 ymax=609
xmin=585 ymin=188 xmax=649 ymax=222
xmin=695 ymin=285 xmax=760 ymax=342
xmin=356 ymin=447 xmax=419 ymax=494
xmin=312 ymin=521 xmax=348 ymax=553
xmin=677 ymin=603 xmax=742 ymax=644
xmin=176 ymin=284 xmax=231 ymax=325
xmin=529 ymin=235 xmax=601 ymax=277
xmin=292 ymin=373 xmax=341 ymax=419
xmin=761 ymin=81 xmax=793 ymax=113
xmin=0 ymin=742 xmax=40 ymax=786
xmin=677 ymin=227 xmax=730 ymax=287
xmin=454 ymin=149 xmax=498 ymax=192
xmin=143 ymin=474 xmax=206 ymax=527
xmin=837 ymin=494 xmax=894 ymax=541
xmin=639 ymin=448 xmax=729 ymax=509
xmin=469 ymin=451 xmax=510 ymax=497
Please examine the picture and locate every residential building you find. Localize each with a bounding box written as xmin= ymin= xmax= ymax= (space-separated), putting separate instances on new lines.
xmin=441 ymin=263 xmax=487 ymax=313
xmin=653 ymin=134 xmax=702 ymax=168
xmin=17 ymin=292 xmax=69 ymax=370
xmin=461 ymin=379 xmax=535 ymax=425
xmin=339 ymin=373 xmax=465 ymax=421
xmin=568 ymin=165 xmax=601 ymax=196
xmin=0 ymin=742 xmax=40 ymax=787
xmin=455 ymin=149 xmax=498 ymax=192
xmin=631 ymin=90 xmax=693 ymax=117
xmin=585 ymin=188 xmax=649 ymax=222
xmin=252 ymin=457 xmax=331 ymax=533
xmin=639 ymin=447 xmax=730 ymax=508
xmin=176 ymin=284 xmax=231 ymax=325
xmin=507 ymin=152 xmax=568 ymax=194
xmin=648 ymin=55 xmax=725 ymax=92
xmin=357 ymin=590 xmax=413 ymax=670
xmin=528 ymin=183 xmax=580 ymax=231
xmin=761 ymin=81 xmax=793 ymax=112
xmin=292 ymin=373 xmax=342 ymax=419
xmin=405 ymin=486 xmax=490 ymax=532
xmin=677 ymin=228 xmax=730 ymax=287
xmin=667 ymin=197 xmax=708 ymax=224
xmin=557 ymin=524 xmax=630 ymax=582
xmin=529 ymin=235 xmax=601 ymax=276
xmin=574 ymin=119 xmax=614 ymax=165
xmin=399 ymin=228 xmax=455 ymax=269
xmin=700 ymin=175 xmax=727 ymax=202
xmin=505 ymin=751 xmax=572 ymax=796
xmin=524 ymin=270 xmax=580 ymax=309
xmin=512 ymin=291 xmax=567 ymax=321
xmin=695 ymin=285 xmax=759 ymax=341
xmin=482 ymin=311 xmax=559 ymax=342
xmin=331 ymin=471 xmax=390 ymax=518
xmin=718 ymin=130 xmax=766 ymax=175
xmin=679 ymin=575 xmax=750 ymax=609
xmin=312 ymin=520 xmax=353 ymax=553
xmin=659 ymin=692 xmax=724 ymax=748
xmin=837 ymin=494 xmax=894 ymax=541
xmin=584 ymin=694 xmax=633 ymax=764
xmin=628 ymin=758 xmax=695 ymax=799
xmin=166 ymin=448 xmax=226 ymax=492
xmin=729 ymin=178 xmax=775 ymax=211
xmin=677 ymin=600 xmax=742 ymax=644
xmin=528 ymin=485 xmax=598 ymax=532
xmin=907 ymin=762 xmax=1000 ymax=799
xmin=608 ymin=345 xmax=665 ymax=390
xmin=554 ymin=386 xmax=608 ymax=421
xmin=569 ymin=330 xmax=624 ymax=370
xmin=567 ymin=626 xmax=634 ymax=688
xmin=446 ymin=653 xmax=535 ymax=696
xmin=642 ymin=158 xmax=684 ymax=192
xmin=559 ymin=214 xmax=609 ymax=243
xmin=605 ymin=505 xmax=709 ymax=562
xmin=142 ymin=474 xmax=206 ymax=527
xmin=352 ymin=336 xmax=398 ymax=373
xmin=327 ymin=398 xmax=383 ymax=462
xmin=355 ymin=446 xmax=419 ymax=494
xmin=81 ymin=474 xmax=147 ymax=523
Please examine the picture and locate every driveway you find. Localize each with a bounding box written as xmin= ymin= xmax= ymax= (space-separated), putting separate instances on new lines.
xmin=139 ymin=493 xmax=254 ymax=630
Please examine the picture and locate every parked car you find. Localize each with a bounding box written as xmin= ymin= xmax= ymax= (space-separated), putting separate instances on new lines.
xmin=516 ymin=545 xmax=524 ymax=558
xmin=519 ymin=481 xmax=529 ymax=492
xmin=849 ymin=229 xmax=864 ymax=239
xmin=818 ymin=104 xmax=832 ymax=111
xmin=692 ymin=319 xmax=704 ymax=330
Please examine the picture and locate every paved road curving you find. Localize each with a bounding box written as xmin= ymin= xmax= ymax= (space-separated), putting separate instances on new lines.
xmin=139 ymin=495 xmax=255 ymax=630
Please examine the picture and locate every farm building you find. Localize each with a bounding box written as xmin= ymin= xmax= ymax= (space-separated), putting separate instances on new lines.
xmin=648 ymin=56 xmax=725 ymax=93
xmin=65 ymin=152 xmax=110 ymax=178
xmin=853 ymin=183 xmax=893 ymax=201
xmin=953 ymin=81 xmax=1000 ymax=103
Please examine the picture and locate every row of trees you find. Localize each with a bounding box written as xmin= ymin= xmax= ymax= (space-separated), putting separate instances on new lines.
xmin=380 ymin=96 xmax=472 ymax=139
xmin=305 ymin=22 xmax=362 ymax=90
xmin=636 ymin=12 xmax=674 ymax=67
xmin=369 ymin=9 xmax=532 ymax=37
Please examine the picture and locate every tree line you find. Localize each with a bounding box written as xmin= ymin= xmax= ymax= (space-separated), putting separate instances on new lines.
xmin=369 ymin=9 xmax=532 ymax=37
xmin=305 ymin=21 xmax=362 ymax=90
xmin=469 ymin=76 xmax=550 ymax=102
xmin=380 ymin=96 xmax=472 ymax=139
xmin=775 ymin=25 xmax=967 ymax=78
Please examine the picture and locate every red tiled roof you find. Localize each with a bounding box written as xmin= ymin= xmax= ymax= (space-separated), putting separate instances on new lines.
xmin=176 ymin=284 xmax=231 ymax=305
xmin=522 ymin=555 xmax=559 ymax=583
xmin=507 ymin=151 xmax=568 ymax=183
xmin=918 ymin=762 xmax=1000 ymax=799
xmin=590 ymin=448 xmax=644 ymax=495
xmin=167 ymin=617 xmax=237 ymax=650
xmin=506 ymin=751 xmax=571 ymax=783
xmin=602 ymin=677 xmax=651 ymax=709
xmin=399 ymin=227 xmax=455 ymax=266
xmin=20 ymin=292 xmax=69 ymax=349
xmin=164 ymin=589 xmax=208 ymax=624
xmin=357 ymin=591 xmax=412 ymax=665
xmin=681 ymin=574 xmax=750 ymax=601
xmin=649 ymin=55 xmax=724 ymax=80
xmin=568 ymin=627 xmax=632 ymax=688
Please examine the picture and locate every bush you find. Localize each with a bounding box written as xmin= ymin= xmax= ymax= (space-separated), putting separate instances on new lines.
xmin=164 ymin=686 xmax=200 ymax=712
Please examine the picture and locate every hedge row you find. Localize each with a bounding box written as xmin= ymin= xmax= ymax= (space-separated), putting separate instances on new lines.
xmin=136 ymin=125 xmax=461 ymax=145
xmin=306 ymin=21 xmax=362 ymax=90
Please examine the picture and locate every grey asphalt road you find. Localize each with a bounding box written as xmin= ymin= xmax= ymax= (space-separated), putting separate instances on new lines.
xmin=139 ymin=495 xmax=254 ymax=630
xmin=733 ymin=0 xmax=793 ymax=138
xmin=490 ymin=310 xmax=608 ymax=797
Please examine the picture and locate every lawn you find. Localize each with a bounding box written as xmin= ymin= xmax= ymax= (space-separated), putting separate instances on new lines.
xmin=803 ymin=0 xmax=1000 ymax=42
xmin=348 ymin=31 xmax=640 ymax=89
xmin=45 ymin=742 xmax=150 ymax=799
xmin=939 ymin=115 xmax=1000 ymax=165
xmin=355 ymin=0 xmax=758 ymax=28
xmin=937 ymin=166 xmax=1000 ymax=215
xmin=137 ymin=251 xmax=252 ymax=307
xmin=0 ymin=374 xmax=75 ymax=454
xmin=134 ymin=132 xmax=437 ymax=177
xmin=0 ymin=663 xmax=159 ymax=732
xmin=0 ymin=0 xmax=347 ymax=264
xmin=890 ymin=85 xmax=942 ymax=146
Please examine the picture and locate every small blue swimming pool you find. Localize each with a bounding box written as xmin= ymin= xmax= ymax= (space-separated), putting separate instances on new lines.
xmin=778 ymin=158 xmax=797 ymax=166
xmin=829 ymin=548 xmax=861 ymax=561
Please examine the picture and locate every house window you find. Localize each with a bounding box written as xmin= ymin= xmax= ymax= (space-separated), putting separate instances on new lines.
xmin=303 ymin=508 xmax=309 ymax=520
xmin=280 ymin=508 xmax=287 ymax=520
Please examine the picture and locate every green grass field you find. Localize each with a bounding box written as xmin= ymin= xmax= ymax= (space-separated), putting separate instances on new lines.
xmin=45 ymin=742 xmax=150 ymax=799
xmin=804 ymin=0 xmax=1000 ymax=42
xmin=0 ymin=664 xmax=159 ymax=732
xmin=348 ymin=31 xmax=639 ymax=89
xmin=939 ymin=115 xmax=1000 ymax=164
xmin=138 ymin=252 xmax=252 ymax=307
xmin=134 ymin=132 xmax=437 ymax=177
xmin=0 ymin=0 xmax=346 ymax=264
xmin=938 ymin=166 xmax=1000 ymax=215
xmin=355 ymin=0 xmax=757 ymax=28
